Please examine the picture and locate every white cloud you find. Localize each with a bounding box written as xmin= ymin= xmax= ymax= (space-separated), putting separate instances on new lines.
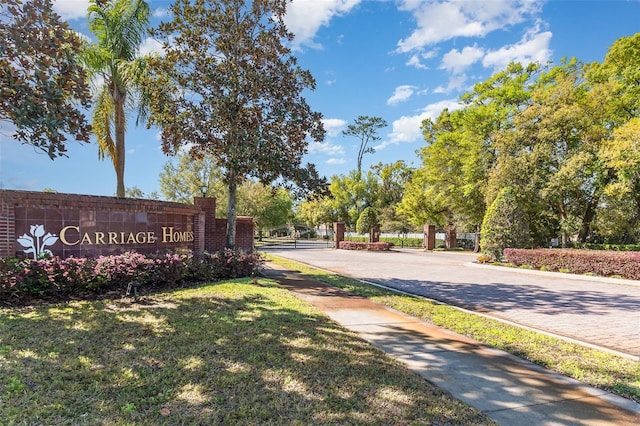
xmin=321 ymin=118 xmax=347 ymax=137
xmin=445 ymin=74 xmax=469 ymax=92
xmin=421 ymin=49 xmax=439 ymax=60
xmin=138 ymin=37 xmax=164 ymax=56
xmin=405 ymin=49 xmax=438 ymax=70
xmin=53 ymin=0 xmax=90 ymax=21
xmin=152 ymin=7 xmax=171 ymax=19
xmin=310 ymin=119 xmax=348 ymax=163
xmin=387 ymin=99 xmax=462 ymax=144
xmin=308 ymin=140 xmax=345 ymax=156
xmin=406 ymin=54 xmax=429 ymax=70
xmin=440 ymin=44 xmax=484 ymax=74
xmin=284 ymin=0 xmax=361 ymax=49
xmin=387 ymin=85 xmax=417 ymax=106
xmin=327 ymin=157 xmax=347 ymax=165
xmin=482 ymin=27 xmax=552 ymax=71
xmin=372 ymin=139 xmax=395 ymax=151
xmin=396 ymin=0 xmax=544 ymax=52
xmin=431 ymin=74 xmax=469 ymax=95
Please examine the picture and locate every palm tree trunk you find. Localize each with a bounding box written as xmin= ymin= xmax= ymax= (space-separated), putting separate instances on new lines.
xmin=114 ymin=91 xmax=126 ymax=197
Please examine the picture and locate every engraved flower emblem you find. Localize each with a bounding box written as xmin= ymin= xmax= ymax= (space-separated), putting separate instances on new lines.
xmin=17 ymin=224 xmax=59 ymax=259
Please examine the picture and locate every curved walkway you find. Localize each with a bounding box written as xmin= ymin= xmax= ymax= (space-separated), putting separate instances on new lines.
xmin=260 ymin=246 xmax=640 ymax=359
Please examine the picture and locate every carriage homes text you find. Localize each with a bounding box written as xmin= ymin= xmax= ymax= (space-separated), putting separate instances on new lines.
xmin=57 ymin=226 xmax=194 ymax=246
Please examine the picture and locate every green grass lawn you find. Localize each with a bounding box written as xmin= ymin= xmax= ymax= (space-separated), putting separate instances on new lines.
xmin=263 ymin=254 xmax=640 ymax=403
xmin=0 ymin=278 xmax=494 ymax=425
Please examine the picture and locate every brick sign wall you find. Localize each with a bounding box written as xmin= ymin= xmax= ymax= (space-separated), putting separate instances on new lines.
xmin=0 ymin=190 xmax=254 ymax=259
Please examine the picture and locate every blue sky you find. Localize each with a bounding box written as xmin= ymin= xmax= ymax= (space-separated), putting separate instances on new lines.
xmin=1 ymin=0 xmax=638 ymax=197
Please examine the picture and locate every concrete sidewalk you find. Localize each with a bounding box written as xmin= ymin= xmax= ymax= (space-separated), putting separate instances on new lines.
xmin=263 ymin=262 xmax=640 ymax=426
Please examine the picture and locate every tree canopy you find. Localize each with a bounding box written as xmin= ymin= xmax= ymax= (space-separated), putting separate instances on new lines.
xmin=147 ymin=0 xmax=325 ymax=248
xmin=0 ymin=0 xmax=92 ymax=158
xmin=159 ymin=151 xmax=293 ymax=230
xmin=400 ymin=34 xmax=640 ymax=248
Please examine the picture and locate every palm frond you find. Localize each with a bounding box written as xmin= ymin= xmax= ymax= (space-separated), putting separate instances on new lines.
xmin=93 ymin=88 xmax=117 ymax=169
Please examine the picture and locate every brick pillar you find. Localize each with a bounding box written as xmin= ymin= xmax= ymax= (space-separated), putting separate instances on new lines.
xmin=423 ymin=224 xmax=435 ymax=250
xmin=193 ymin=212 xmax=205 ymax=254
xmin=194 ymin=197 xmax=216 ymax=253
xmin=0 ymin=196 xmax=14 ymax=258
xmin=333 ymin=222 xmax=345 ymax=249
xmin=235 ymin=217 xmax=255 ymax=251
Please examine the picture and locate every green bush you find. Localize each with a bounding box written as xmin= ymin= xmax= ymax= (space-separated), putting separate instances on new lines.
xmin=481 ymin=187 xmax=530 ymax=260
xmin=356 ymin=207 xmax=378 ymax=241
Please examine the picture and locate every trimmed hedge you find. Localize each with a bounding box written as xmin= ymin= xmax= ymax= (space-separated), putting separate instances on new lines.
xmin=570 ymin=243 xmax=640 ymax=252
xmin=503 ymin=248 xmax=640 ymax=280
xmin=339 ymin=241 xmax=394 ymax=251
xmin=0 ymin=249 xmax=263 ymax=302
xmin=346 ymin=237 xmax=423 ymax=248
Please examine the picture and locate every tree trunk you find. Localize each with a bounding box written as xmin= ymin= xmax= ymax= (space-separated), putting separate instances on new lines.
xmin=558 ymin=205 xmax=569 ymax=248
xmin=226 ymin=180 xmax=237 ymax=249
xmin=114 ymin=90 xmax=126 ymax=197
xmin=445 ymin=223 xmax=456 ymax=249
xmin=623 ymin=185 xmax=640 ymax=243
xmin=474 ymin=222 xmax=481 ymax=252
xmin=577 ymin=197 xmax=598 ymax=243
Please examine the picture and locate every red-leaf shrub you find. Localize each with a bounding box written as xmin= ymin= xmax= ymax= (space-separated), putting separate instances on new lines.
xmin=503 ymin=248 xmax=640 ymax=280
xmin=339 ymin=241 xmax=394 ymax=251
xmin=0 ymin=250 xmax=264 ymax=303
xmin=204 ymin=249 xmax=265 ymax=278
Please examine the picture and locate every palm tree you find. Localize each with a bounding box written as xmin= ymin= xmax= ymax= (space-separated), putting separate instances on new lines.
xmin=84 ymin=0 xmax=150 ymax=197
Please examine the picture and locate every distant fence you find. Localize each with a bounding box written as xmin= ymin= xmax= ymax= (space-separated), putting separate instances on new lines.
xmin=345 ymin=232 xmax=478 ymax=241
xmin=0 ymin=190 xmax=253 ymax=259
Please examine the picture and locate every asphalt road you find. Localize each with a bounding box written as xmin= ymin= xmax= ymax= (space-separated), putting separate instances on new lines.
xmin=259 ymin=244 xmax=640 ymax=358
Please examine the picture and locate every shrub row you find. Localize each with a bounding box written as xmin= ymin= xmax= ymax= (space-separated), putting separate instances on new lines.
xmin=569 ymin=243 xmax=640 ymax=252
xmin=503 ymin=248 xmax=640 ymax=280
xmin=346 ymin=237 xmax=423 ymax=248
xmin=381 ymin=237 xmax=423 ymax=248
xmin=339 ymin=241 xmax=394 ymax=251
xmin=0 ymin=249 xmax=263 ymax=302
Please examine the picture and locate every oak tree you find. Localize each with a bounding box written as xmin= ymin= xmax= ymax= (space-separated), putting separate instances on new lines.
xmin=588 ymin=34 xmax=640 ymax=243
xmin=0 ymin=0 xmax=91 ymax=158
xmin=327 ymin=170 xmax=379 ymax=229
xmin=147 ymin=0 xmax=325 ymax=249
xmin=489 ymin=59 xmax=608 ymax=246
